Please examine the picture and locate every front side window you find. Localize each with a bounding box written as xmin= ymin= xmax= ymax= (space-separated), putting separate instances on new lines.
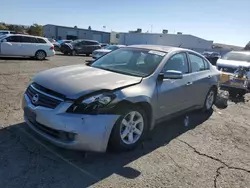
xmin=91 ymin=48 xmax=166 ymax=77
xmin=221 ymin=52 xmax=250 ymax=62
xmin=163 ymin=53 xmax=189 ymax=74
xmin=188 ymin=53 xmax=207 ymax=72
xmin=6 ymin=36 xmax=21 ymax=42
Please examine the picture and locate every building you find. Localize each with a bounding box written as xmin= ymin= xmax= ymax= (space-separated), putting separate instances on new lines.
xmin=111 ymin=32 xmax=213 ymax=53
xmin=43 ymin=24 xmax=110 ymax=43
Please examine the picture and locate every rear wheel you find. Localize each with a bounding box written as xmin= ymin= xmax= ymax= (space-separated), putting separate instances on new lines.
xmin=109 ymin=106 xmax=148 ymax=151
xmin=86 ymin=53 xmax=90 ymax=56
xmin=35 ymin=50 xmax=46 ymax=60
xmin=203 ymin=88 xmax=217 ymax=111
xmin=71 ymin=50 xmax=77 ymax=56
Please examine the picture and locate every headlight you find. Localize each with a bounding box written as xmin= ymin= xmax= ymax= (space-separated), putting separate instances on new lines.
xmin=67 ymin=93 xmax=116 ymax=114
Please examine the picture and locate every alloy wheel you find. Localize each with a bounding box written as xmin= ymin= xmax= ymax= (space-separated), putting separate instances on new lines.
xmin=36 ymin=51 xmax=46 ymax=60
xmin=119 ymin=111 xmax=144 ymax=145
xmin=206 ymin=90 xmax=215 ymax=110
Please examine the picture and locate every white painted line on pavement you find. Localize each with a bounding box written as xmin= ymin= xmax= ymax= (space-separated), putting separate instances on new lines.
xmin=17 ymin=127 xmax=100 ymax=181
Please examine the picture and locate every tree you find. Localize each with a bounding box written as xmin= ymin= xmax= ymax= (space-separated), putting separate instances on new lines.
xmin=27 ymin=23 xmax=43 ymax=36
xmin=7 ymin=24 xmax=24 ymax=32
xmin=88 ymin=26 xmax=92 ymax=30
xmin=0 ymin=24 xmax=8 ymax=30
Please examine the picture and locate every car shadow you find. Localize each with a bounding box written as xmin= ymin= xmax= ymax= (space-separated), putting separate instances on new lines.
xmin=0 ymin=57 xmax=49 ymax=61
xmin=0 ymin=110 xmax=213 ymax=187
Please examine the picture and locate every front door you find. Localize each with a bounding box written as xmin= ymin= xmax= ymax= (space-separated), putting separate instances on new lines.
xmin=156 ymin=52 xmax=193 ymax=118
xmin=1 ymin=36 xmax=22 ymax=56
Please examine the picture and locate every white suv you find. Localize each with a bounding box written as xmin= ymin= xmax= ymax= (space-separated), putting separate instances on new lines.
xmin=0 ymin=34 xmax=55 ymax=60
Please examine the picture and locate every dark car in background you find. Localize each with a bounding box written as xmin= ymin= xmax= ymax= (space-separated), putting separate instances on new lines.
xmin=60 ymin=39 xmax=101 ymax=56
xmin=202 ymin=51 xmax=221 ymax=65
xmin=54 ymin=40 xmax=72 ymax=51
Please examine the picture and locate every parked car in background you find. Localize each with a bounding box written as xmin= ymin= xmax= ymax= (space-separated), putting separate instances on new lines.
xmin=60 ymin=39 xmax=101 ymax=56
xmin=47 ymin=38 xmax=56 ymax=43
xmin=92 ymin=44 xmax=126 ymax=59
xmin=217 ymin=51 xmax=250 ymax=96
xmin=22 ymin=45 xmax=220 ymax=152
xmin=202 ymin=51 xmax=221 ymax=65
xmin=53 ymin=39 xmax=72 ymax=51
xmin=100 ymin=43 xmax=109 ymax=48
xmin=0 ymin=34 xmax=55 ymax=60
xmin=0 ymin=30 xmax=16 ymax=36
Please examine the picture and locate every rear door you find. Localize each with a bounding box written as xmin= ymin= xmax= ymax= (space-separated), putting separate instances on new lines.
xmin=0 ymin=35 xmax=22 ymax=56
xmin=157 ymin=52 xmax=193 ymax=118
xmin=20 ymin=36 xmax=38 ymax=56
xmin=187 ymin=53 xmax=212 ymax=106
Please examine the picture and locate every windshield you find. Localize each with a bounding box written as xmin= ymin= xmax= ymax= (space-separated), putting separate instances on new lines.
xmin=0 ymin=34 xmax=7 ymax=40
xmin=91 ymin=48 xmax=166 ymax=77
xmin=104 ymin=45 xmax=119 ymax=51
xmin=222 ymin=52 xmax=250 ymax=62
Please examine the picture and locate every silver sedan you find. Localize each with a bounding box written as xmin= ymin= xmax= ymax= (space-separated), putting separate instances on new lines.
xmin=22 ymin=45 xmax=220 ymax=152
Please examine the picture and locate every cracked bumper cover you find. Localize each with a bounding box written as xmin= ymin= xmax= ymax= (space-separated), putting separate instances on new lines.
xmin=22 ymin=94 xmax=120 ymax=152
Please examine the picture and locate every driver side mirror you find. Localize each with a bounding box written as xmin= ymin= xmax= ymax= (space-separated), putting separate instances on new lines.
xmin=1 ymin=39 xmax=7 ymax=42
xmin=158 ymin=70 xmax=183 ymax=80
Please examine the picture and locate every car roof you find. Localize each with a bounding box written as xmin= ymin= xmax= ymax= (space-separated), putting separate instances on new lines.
xmin=127 ymin=44 xmax=192 ymax=53
xmin=228 ymin=51 xmax=250 ymax=55
xmin=3 ymin=34 xmax=47 ymax=40
xmin=77 ymin=39 xmax=99 ymax=42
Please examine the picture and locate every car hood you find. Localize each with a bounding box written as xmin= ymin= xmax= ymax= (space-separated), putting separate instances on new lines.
xmin=217 ymin=59 xmax=250 ymax=68
xmin=94 ymin=49 xmax=111 ymax=53
xmin=33 ymin=65 xmax=142 ymax=99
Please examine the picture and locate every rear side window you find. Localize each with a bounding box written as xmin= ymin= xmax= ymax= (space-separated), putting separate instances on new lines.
xmin=21 ymin=36 xmax=37 ymax=43
xmin=36 ymin=38 xmax=47 ymax=43
xmin=188 ymin=53 xmax=207 ymax=72
xmin=6 ymin=36 xmax=21 ymax=42
xmin=85 ymin=41 xmax=98 ymax=45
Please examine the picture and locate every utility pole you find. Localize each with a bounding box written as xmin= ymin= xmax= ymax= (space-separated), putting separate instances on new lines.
xmin=150 ymin=25 xmax=153 ymax=33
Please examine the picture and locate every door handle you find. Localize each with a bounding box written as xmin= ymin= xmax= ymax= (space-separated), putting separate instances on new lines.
xmin=186 ymin=82 xmax=193 ymax=86
xmin=207 ymin=75 xmax=211 ymax=79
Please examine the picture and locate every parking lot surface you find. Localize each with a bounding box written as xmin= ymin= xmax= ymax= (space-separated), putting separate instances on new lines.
xmin=0 ymin=55 xmax=250 ymax=188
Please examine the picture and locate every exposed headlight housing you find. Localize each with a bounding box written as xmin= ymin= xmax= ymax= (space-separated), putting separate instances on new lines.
xmin=67 ymin=93 xmax=116 ymax=114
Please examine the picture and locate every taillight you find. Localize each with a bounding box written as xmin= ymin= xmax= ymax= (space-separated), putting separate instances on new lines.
xmin=50 ymin=46 xmax=54 ymax=50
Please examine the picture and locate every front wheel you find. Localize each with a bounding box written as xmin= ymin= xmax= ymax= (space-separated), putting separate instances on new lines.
xmin=203 ymin=88 xmax=217 ymax=111
xmin=109 ymin=106 xmax=148 ymax=151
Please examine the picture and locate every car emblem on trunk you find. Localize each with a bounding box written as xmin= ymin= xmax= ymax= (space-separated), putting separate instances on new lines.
xmin=32 ymin=94 xmax=39 ymax=104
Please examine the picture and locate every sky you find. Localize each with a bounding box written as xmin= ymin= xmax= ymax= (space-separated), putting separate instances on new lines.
xmin=1 ymin=0 xmax=249 ymax=46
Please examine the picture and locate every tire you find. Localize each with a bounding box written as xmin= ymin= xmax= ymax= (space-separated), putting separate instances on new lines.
xmin=86 ymin=53 xmax=90 ymax=56
xmin=109 ymin=106 xmax=148 ymax=152
xmin=203 ymin=87 xmax=217 ymax=111
xmin=63 ymin=52 xmax=68 ymax=55
xmin=71 ymin=50 xmax=77 ymax=56
xmin=35 ymin=50 xmax=46 ymax=60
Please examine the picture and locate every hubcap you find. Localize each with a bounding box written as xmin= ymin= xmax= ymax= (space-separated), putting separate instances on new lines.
xmin=37 ymin=51 xmax=45 ymax=60
xmin=120 ymin=111 xmax=144 ymax=145
xmin=206 ymin=90 xmax=215 ymax=109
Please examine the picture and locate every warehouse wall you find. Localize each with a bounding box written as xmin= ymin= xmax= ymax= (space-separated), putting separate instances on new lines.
xmin=43 ymin=25 xmax=110 ymax=43
xmin=119 ymin=33 xmax=213 ymax=50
